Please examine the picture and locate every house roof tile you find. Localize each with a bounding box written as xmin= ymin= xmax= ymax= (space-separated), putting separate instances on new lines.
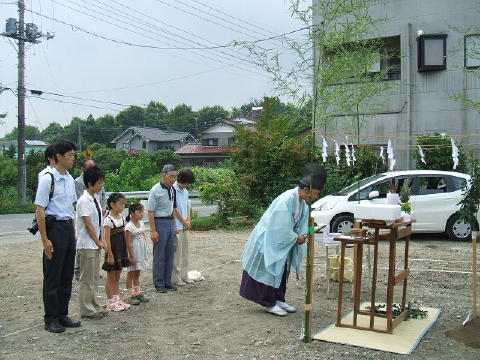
xmin=111 ymin=126 xmax=194 ymax=143
xmin=175 ymin=142 xmax=237 ymax=155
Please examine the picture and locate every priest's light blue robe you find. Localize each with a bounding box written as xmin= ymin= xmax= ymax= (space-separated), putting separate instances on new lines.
xmin=241 ymin=187 xmax=308 ymax=289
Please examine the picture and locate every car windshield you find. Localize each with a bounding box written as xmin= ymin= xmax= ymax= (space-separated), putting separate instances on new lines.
xmin=336 ymin=173 xmax=387 ymax=196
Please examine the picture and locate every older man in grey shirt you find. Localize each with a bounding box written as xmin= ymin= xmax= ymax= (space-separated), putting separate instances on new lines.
xmin=147 ymin=164 xmax=178 ymax=293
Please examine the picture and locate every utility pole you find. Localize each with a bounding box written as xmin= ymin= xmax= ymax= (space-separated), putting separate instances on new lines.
xmin=2 ymin=0 xmax=53 ymax=204
xmin=17 ymin=0 xmax=26 ymax=205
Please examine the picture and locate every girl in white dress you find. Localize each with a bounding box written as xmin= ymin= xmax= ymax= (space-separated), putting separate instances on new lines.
xmin=125 ymin=202 xmax=150 ymax=304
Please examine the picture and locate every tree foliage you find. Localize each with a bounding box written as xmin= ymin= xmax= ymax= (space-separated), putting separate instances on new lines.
xmin=412 ymin=133 xmax=467 ymax=173
xmin=458 ymin=151 xmax=480 ymax=228
xmin=320 ymin=146 xmax=387 ymax=196
xmin=228 ymin=97 xmax=312 ymax=209
xmin=4 ymin=125 xmax=41 ymax=140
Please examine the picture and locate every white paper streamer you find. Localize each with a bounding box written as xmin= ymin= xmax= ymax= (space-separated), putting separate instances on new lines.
xmin=345 ymin=143 xmax=351 ymax=166
xmin=351 ymin=144 xmax=356 ymax=164
xmin=418 ymin=145 xmax=426 ymax=165
xmin=387 ymin=139 xmax=394 ymax=159
xmin=451 ymin=138 xmax=459 ymax=170
xmin=379 ymin=146 xmax=385 ymax=164
xmin=387 ymin=139 xmax=395 ymax=170
xmin=335 ymin=141 xmax=340 ymax=165
xmin=322 ymin=137 xmax=328 ymax=163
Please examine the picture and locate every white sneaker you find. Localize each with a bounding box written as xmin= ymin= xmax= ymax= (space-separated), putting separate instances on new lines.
xmin=266 ymin=304 xmax=288 ymax=316
xmin=176 ymin=280 xmax=187 ymax=286
xmin=277 ymin=301 xmax=296 ymax=313
xmin=182 ymin=278 xmax=195 ymax=284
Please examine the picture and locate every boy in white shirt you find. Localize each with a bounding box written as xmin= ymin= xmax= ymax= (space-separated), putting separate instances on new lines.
xmin=76 ymin=166 xmax=107 ymax=319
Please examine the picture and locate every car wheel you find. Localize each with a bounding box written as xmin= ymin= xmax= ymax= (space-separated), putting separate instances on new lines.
xmin=331 ymin=215 xmax=354 ymax=234
xmin=446 ymin=214 xmax=472 ymax=241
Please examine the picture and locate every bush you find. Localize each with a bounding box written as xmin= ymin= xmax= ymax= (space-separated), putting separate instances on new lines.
xmin=0 ymin=186 xmax=36 ymax=214
xmin=320 ymin=146 xmax=387 ymax=196
xmin=412 ymin=133 xmax=467 ymax=172
xmin=191 ymin=214 xmax=228 ymax=230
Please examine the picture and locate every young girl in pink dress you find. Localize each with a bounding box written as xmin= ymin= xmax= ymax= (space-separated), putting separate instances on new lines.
xmin=102 ymin=192 xmax=130 ymax=311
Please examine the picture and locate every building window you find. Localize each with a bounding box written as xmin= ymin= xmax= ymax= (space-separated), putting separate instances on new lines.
xmin=122 ymin=143 xmax=129 ymax=149
xmin=417 ymin=34 xmax=447 ymax=72
xmin=368 ymin=36 xmax=401 ymax=80
xmin=142 ymin=141 xmax=147 ymax=149
xmin=164 ymin=142 xmax=175 ymax=150
xmin=465 ymin=35 xmax=480 ymax=69
xmin=325 ymin=36 xmax=401 ymax=82
xmin=202 ymin=138 xmax=218 ymax=146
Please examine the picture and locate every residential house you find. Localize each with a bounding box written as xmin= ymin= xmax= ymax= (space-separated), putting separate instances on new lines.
xmin=0 ymin=139 xmax=48 ymax=157
xmin=175 ymin=142 xmax=237 ymax=167
xmin=313 ymin=0 xmax=480 ymax=170
xmin=111 ymin=126 xmax=196 ymax=154
xmin=175 ymin=116 xmax=257 ymax=167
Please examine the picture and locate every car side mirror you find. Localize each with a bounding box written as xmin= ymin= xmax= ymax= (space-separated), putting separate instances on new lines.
xmin=369 ymin=190 xmax=379 ymax=199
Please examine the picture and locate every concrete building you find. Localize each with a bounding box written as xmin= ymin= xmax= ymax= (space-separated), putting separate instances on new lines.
xmin=313 ymin=0 xmax=480 ymax=169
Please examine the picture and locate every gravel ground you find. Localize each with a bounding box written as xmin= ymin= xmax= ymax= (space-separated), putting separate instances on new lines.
xmin=0 ymin=229 xmax=479 ymax=359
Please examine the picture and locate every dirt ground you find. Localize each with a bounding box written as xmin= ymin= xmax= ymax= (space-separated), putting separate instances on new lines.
xmin=1 ymin=229 xmax=479 ymax=359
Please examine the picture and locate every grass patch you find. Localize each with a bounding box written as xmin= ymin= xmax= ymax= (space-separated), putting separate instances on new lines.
xmin=0 ymin=202 xmax=36 ymax=215
xmin=191 ymin=214 xmax=256 ymax=231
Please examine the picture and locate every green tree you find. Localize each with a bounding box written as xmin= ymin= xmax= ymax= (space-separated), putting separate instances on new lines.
xmin=115 ymin=106 xmax=146 ymax=128
xmin=41 ymin=122 xmax=64 ymax=142
xmin=5 ymin=125 xmax=42 ymax=140
xmin=96 ymin=114 xmax=116 ymax=128
xmin=148 ymin=150 xmax=182 ymax=172
xmin=0 ymin=154 xmax=17 ymax=186
xmin=86 ymin=143 xmax=129 ymax=174
xmin=231 ymin=99 xmax=263 ymax=118
xmin=4 ymin=144 xmax=16 ymax=159
xmin=145 ymin=101 xmax=168 ymax=128
xmin=165 ymin=104 xmax=194 ymax=132
xmin=229 ymin=97 xmax=311 ymax=209
xmin=25 ymin=149 xmax=45 ymax=201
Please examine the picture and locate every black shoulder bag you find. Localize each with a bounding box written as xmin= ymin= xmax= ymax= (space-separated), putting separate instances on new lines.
xmin=28 ymin=172 xmax=55 ymax=235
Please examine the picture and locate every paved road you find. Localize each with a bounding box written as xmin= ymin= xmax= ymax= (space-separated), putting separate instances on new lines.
xmin=0 ymin=201 xmax=217 ymax=244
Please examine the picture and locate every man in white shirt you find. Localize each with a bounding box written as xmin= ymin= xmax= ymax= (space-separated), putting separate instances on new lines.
xmin=76 ymin=165 xmax=107 ymax=319
xmin=35 ymin=140 xmax=81 ymax=333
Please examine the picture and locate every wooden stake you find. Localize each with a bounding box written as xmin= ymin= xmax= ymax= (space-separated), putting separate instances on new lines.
xmin=304 ymin=216 xmax=315 ymax=343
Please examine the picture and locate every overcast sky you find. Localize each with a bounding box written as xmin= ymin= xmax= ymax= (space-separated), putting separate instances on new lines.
xmin=0 ymin=0 xmax=307 ymax=137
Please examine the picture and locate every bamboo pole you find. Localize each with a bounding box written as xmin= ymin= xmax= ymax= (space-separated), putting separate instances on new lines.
xmin=304 ymin=216 xmax=315 ymax=342
xmin=473 ymin=230 xmax=478 ymax=319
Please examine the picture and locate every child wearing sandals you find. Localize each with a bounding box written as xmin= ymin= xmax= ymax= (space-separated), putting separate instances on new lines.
xmin=102 ymin=192 xmax=131 ymax=311
xmin=125 ymin=202 xmax=150 ymax=305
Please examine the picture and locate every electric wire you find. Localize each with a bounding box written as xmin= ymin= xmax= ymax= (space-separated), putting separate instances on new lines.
xmin=57 ymin=0 xmax=266 ymax=77
xmin=56 ymin=0 xmax=299 ymax=86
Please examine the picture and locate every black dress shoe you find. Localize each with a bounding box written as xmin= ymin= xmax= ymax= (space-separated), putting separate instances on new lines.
xmin=165 ymin=285 xmax=177 ymax=291
xmin=155 ymin=286 xmax=167 ymax=293
xmin=58 ymin=316 xmax=81 ymax=328
xmin=44 ymin=321 xmax=66 ymax=333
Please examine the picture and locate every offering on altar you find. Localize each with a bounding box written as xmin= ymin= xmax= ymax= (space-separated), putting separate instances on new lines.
xmin=354 ymin=203 xmax=401 ymax=222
